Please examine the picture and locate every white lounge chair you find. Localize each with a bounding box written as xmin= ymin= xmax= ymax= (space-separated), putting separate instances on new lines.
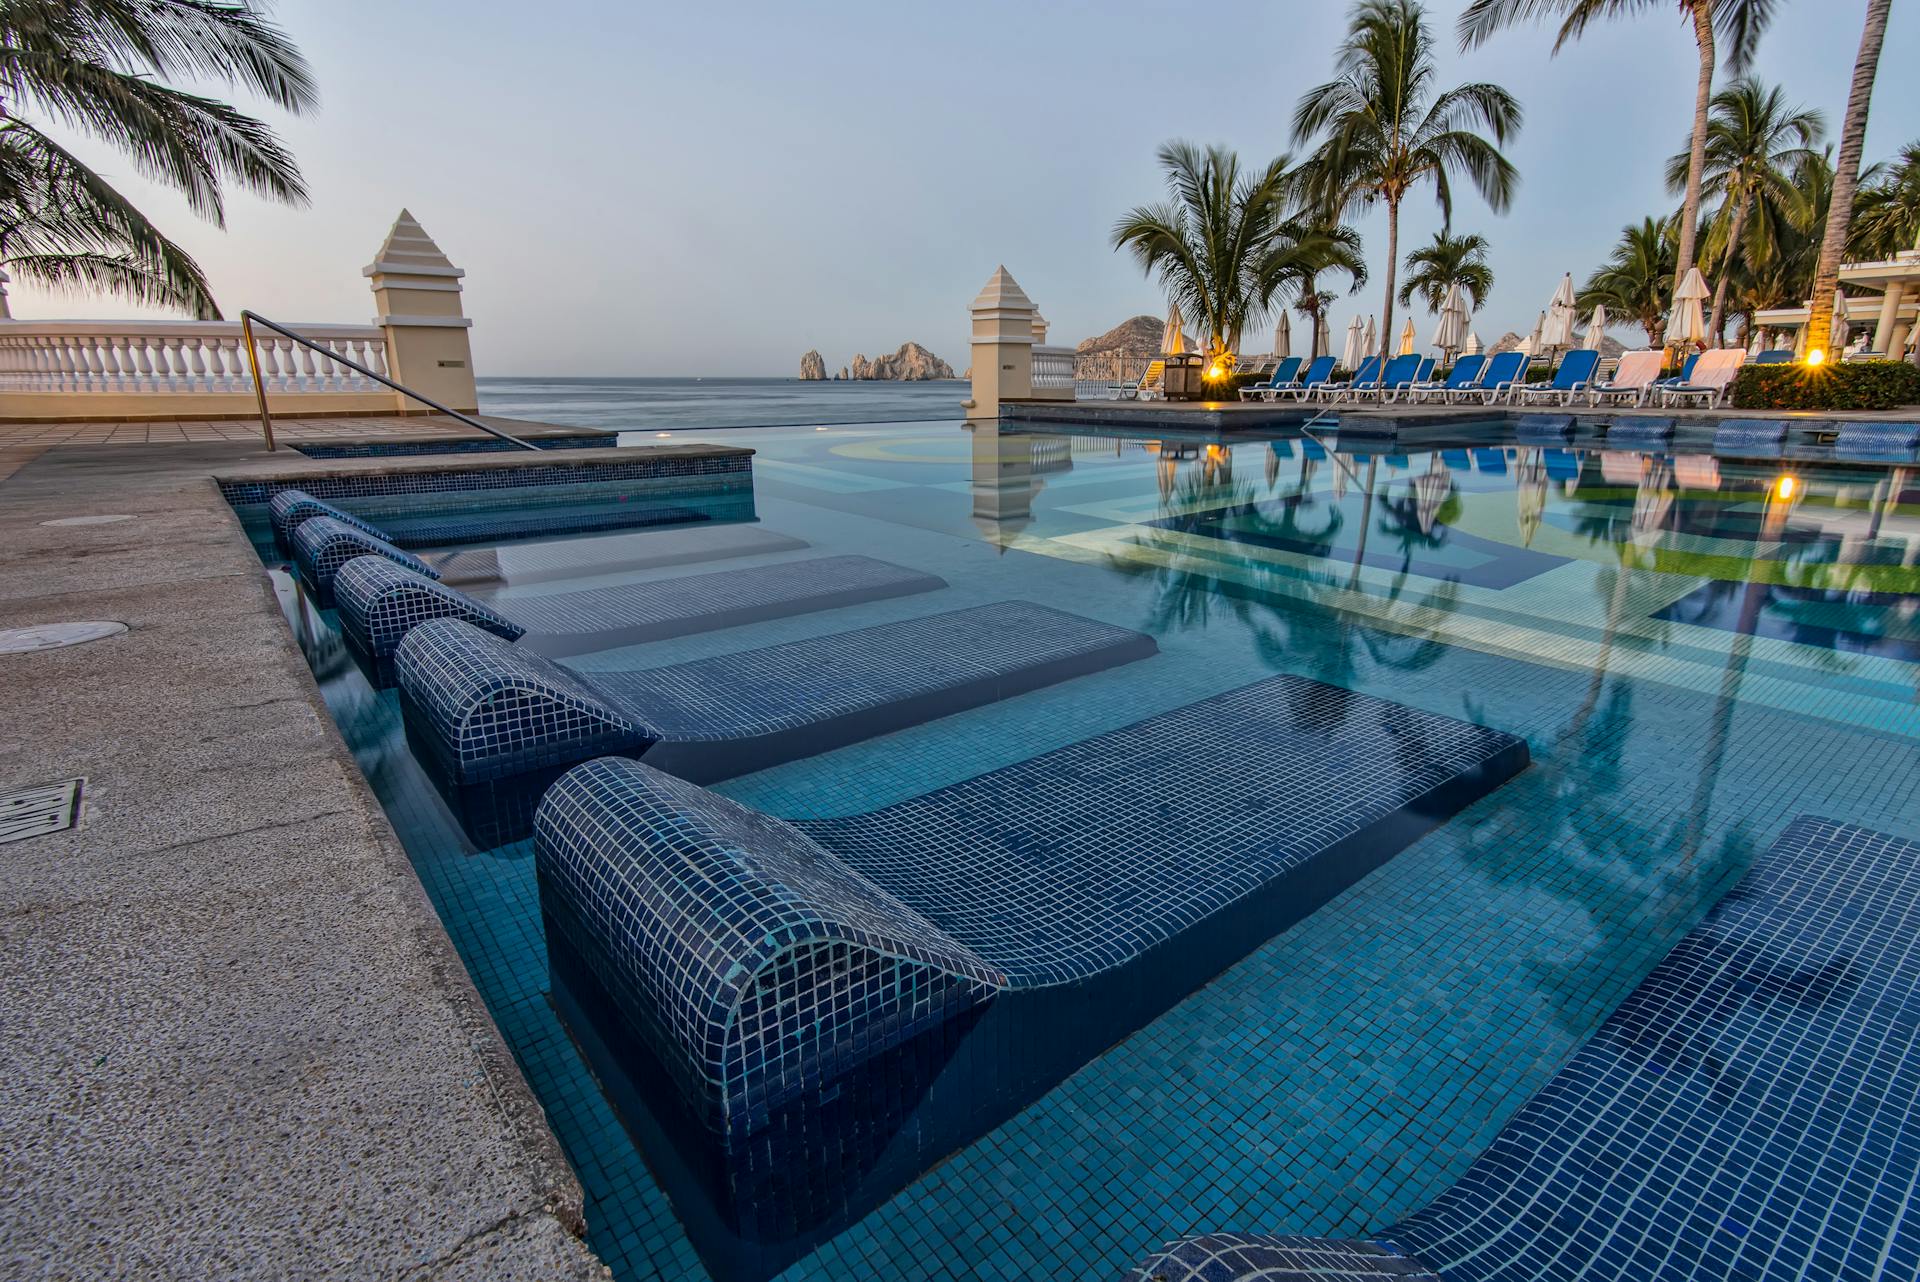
xmin=1586 ymin=350 xmax=1665 ymax=408
xmin=1654 ymin=348 xmax=1747 ymax=408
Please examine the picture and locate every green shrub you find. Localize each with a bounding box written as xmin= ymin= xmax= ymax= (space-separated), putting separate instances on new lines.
xmin=1731 ymin=360 xmax=1920 ymax=410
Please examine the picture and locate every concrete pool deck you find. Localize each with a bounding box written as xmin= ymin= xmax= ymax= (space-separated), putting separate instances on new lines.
xmin=0 ymin=423 xmax=653 ymax=1278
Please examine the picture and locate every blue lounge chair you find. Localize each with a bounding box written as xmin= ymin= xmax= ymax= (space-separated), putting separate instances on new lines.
xmin=1514 ymin=349 xmax=1600 ymax=406
xmin=1403 ymin=353 xmax=1485 ymax=405
xmin=1317 ymin=355 xmax=1382 ymax=402
xmin=1753 ymin=348 xmax=1794 ymax=364
xmin=1647 ymin=351 xmax=1701 ymax=397
xmin=1272 ymin=355 xmax=1337 ymax=402
xmin=1375 ymin=355 xmax=1434 ymax=403
xmin=1237 ymin=355 xmax=1303 ymax=401
xmin=1470 ymin=351 xmax=1530 ymax=405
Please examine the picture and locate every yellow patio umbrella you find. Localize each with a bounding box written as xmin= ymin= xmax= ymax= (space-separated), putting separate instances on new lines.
xmin=1162 ymin=301 xmax=1186 ymax=356
xmin=1398 ymin=317 xmax=1417 ymax=356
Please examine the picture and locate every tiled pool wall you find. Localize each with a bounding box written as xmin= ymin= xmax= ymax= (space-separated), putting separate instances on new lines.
xmin=222 ymin=452 xmax=757 ymax=557
xmin=292 ymin=431 xmax=617 ymax=459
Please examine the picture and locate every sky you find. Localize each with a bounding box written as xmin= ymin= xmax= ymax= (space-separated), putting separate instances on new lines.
xmin=12 ymin=0 xmax=1913 ymax=376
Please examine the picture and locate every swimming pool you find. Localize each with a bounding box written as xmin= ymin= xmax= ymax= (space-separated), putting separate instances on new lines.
xmin=254 ymin=417 xmax=1920 ymax=1281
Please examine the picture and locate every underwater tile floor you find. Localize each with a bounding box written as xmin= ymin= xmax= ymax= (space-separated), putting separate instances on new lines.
xmin=272 ymin=422 xmax=1920 ymax=1281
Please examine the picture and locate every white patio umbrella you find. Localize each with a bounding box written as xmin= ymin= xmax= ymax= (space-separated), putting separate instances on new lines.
xmin=1526 ymin=310 xmax=1547 ymax=355
xmin=1432 ymin=283 xmax=1469 ymax=357
xmin=1398 ymin=317 xmax=1417 ymax=356
xmin=1580 ymin=304 xmax=1609 ymax=352
xmin=1462 ymin=329 xmax=1483 ymax=356
xmin=1162 ymin=300 xmax=1186 ymax=355
xmin=1541 ymin=274 xmax=1577 ymax=355
xmin=1364 ymin=315 xmax=1378 ymax=360
xmin=1832 ymin=290 xmax=1852 ymax=352
xmin=1314 ymin=311 xmax=1332 ymax=359
xmin=1665 ymin=267 xmax=1708 ymax=349
xmin=1341 ymin=316 xmax=1365 ymax=371
xmin=1272 ymin=310 xmax=1291 ymax=360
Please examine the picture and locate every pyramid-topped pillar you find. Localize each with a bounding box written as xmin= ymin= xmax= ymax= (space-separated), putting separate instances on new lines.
xmin=364 ymin=210 xmax=478 ymax=413
xmin=963 ymin=266 xmax=1036 ymax=419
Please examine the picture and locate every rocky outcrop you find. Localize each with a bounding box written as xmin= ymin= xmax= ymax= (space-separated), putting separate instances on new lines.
xmin=1488 ymin=330 xmax=1628 ymax=358
xmin=848 ymin=342 xmax=956 ymax=381
xmin=799 ymin=350 xmax=827 ymax=381
xmin=1075 ymin=315 xmax=1181 ymax=382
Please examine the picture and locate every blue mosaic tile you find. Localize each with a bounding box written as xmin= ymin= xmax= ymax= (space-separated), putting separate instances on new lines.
xmin=267 ymin=488 xmax=388 ymax=552
xmin=396 ymin=600 xmax=1156 ymax=789
xmin=536 ymin=675 xmax=1526 ymax=1266
xmin=1833 ymin=420 xmax=1920 ymax=461
xmin=1130 ymin=817 xmax=1920 ymax=1282
xmin=400 ymin=555 xmax=945 ymax=660
xmin=1712 ymin=419 xmax=1790 ymax=454
xmin=1125 ymin=1235 xmax=1437 ymax=1281
xmin=218 ymin=451 xmax=749 ymax=509
xmin=1603 ymin=417 xmax=1675 ymax=447
xmin=335 ymin=555 xmax=526 ymax=669
xmin=1511 ymin=414 xmax=1572 ymax=442
xmin=290 ymin=515 xmax=439 ymax=604
xmin=293 ymin=432 xmax=614 ymax=459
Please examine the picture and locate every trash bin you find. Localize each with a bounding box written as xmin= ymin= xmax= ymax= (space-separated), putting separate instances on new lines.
xmin=1163 ymin=352 xmax=1203 ymax=401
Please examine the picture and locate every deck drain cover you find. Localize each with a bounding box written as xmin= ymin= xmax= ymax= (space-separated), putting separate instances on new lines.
xmin=0 ymin=621 xmax=128 ymax=653
xmin=0 ymin=779 xmax=83 ymax=845
xmin=41 ymin=514 xmax=135 ymax=527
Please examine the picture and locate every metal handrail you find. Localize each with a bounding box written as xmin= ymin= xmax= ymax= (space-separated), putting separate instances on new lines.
xmin=238 ymin=310 xmax=538 ymax=452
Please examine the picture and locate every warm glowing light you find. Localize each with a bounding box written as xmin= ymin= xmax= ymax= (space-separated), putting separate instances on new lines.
xmin=656 ymin=431 xmax=671 ymax=437
xmin=1805 ymin=348 xmax=1826 ymax=367
xmin=1207 ymin=363 xmax=1225 ymax=379
xmin=815 ymin=426 xmax=828 ymax=431
xmin=1774 ymin=474 xmax=1797 ymax=502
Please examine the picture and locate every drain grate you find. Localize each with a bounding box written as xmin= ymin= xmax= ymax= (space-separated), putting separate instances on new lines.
xmin=41 ymin=514 xmax=135 ymax=527
xmin=0 ymin=621 xmax=128 ymax=653
xmin=0 ymin=778 xmax=84 ymax=845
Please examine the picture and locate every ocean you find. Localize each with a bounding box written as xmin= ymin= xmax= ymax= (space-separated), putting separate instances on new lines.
xmin=475 ymin=376 xmax=968 ymax=432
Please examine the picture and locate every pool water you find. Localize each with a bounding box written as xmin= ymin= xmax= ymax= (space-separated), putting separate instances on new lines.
xmin=262 ymin=419 xmax=1920 ymax=1281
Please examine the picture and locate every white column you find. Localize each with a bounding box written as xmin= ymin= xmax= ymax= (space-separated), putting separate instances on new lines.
xmin=1872 ymin=283 xmax=1906 ymax=354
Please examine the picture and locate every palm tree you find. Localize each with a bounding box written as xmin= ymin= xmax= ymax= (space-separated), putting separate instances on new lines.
xmin=0 ymin=0 xmax=316 ymax=317
xmin=1398 ymin=230 xmax=1494 ymax=314
xmin=1113 ymin=142 xmax=1361 ymax=358
xmin=1579 ymin=215 xmax=1679 ymax=346
xmin=1665 ymin=79 xmax=1823 ymax=344
xmin=1283 ymin=208 xmax=1368 ymax=359
xmin=1850 ymin=142 xmax=1920 ymax=260
xmin=1459 ymin=0 xmax=1778 ymax=307
xmin=1805 ymin=0 xmax=1892 ymax=363
xmin=1294 ymin=0 xmax=1521 ymax=367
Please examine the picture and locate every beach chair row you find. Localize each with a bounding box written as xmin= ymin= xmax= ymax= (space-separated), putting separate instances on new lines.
xmin=1238 ymin=346 xmax=1755 ymax=408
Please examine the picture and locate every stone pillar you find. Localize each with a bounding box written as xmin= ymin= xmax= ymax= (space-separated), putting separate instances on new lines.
xmin=962 ymin=266 xmax=1035 ymax=420
xmin=1872 ymin=283 xmax=1906 ymax=355
xmin=1031 ymin=309 xmax=1049 ymax=346
xmin=364 ymin=209 xmax=478 ymax=413
xmin=0 ymin=268 xmax=11 ymax=319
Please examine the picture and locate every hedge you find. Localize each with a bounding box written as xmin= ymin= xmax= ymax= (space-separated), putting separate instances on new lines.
xmin=1730 ymin=360 xmax=1920 ymax=411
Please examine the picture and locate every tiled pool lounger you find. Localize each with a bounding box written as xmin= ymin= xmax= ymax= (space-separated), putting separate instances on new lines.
xmin=340 ymin=553 xmax=947 ymax=662
xmin=535 ymin=678 xmax=1528 ymax=1264
xmin=397 ymin=600 xmax=1157 ymax=792
xmin=291 ymin=516 xmax=441 ymax=604
xmin=1128 ymin=816 xmax=1920 ymax=1282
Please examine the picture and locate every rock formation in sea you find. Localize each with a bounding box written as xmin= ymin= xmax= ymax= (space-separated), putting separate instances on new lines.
xmin=1075 ymin=315 xmax=1180 ymax=382
xmin=799 ymin=350 xmax=827 ymax=380
xmin=847 ymin=342 xmax=956 ymax=381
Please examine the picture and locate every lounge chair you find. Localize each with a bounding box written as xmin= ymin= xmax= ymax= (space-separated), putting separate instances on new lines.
xmin=1402 ymin=353 xmax=1485 ymax=405
xmin=1316 ymin=355 xmax=1382 ymax=402
xmin=396 ymin=602 xmax=1158 ymax=840
xmin=1585 ymin=349 xmax=1664 ymax=407
xmin=1237 ymin=355 xmax=1303 ymax=401
xmin=1753 ymin=348 xmax=1794 ymax=364
xmin=1470 ymin=351 xmax=1531 ymax=405
xmin=1647 ymin=351 xmax=1700 ymax=398
xmin=1654 ymin=347 xmax=1746 ymax=408
xmin=332 ymin=552 xmax=947 ymax=669
xmin=535 ymin=679 xmax=1526 ymax=1199
xmin=1270 ymin=355 xmax=1337 ymax=402
xmin=1375 ymin=356 xmax=1435 ymax=403
xmin=1514 ymin=349 xmax=1600 ymax=406
xmin=1118 ymin=359 xmax=1165 ymax=400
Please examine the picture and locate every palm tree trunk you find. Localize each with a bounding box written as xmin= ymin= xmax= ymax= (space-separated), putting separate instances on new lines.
xmin=1674 ymin=0 xmax=1716 ymax=290
xmin=1708 ymin=188 xmax=1752 ymax=344
xmin=1805 ymin=0 xmax=1891 ymax=361
xmin=1380 ymin=197 xmax=1400 ymax=360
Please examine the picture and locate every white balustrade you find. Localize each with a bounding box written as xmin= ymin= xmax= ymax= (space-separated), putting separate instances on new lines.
xmin=1031 ymin=344 xmax=1077 ymax=392
xmin=0 ymin=320 xmax=392 ymax=397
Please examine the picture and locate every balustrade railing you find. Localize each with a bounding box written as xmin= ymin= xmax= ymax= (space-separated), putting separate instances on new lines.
xmin=1030 ymin=344 xmax=1077 ymax=392
xmin=0 ymin=320 xmax=390 ymax=395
